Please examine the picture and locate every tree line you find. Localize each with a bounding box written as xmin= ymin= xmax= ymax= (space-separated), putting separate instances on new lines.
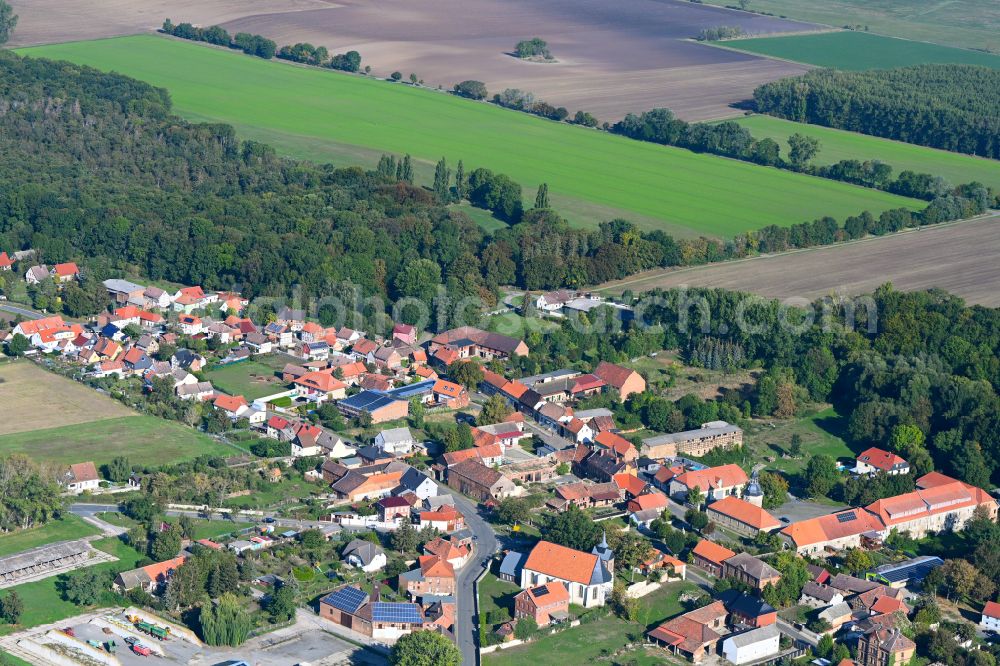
xmin=610 ymin=107 xmax=997 ymax=206
xmin=161 ymin=19 xmax=362 ymax=72
xmin=752 ymin=64 xmax=1000 ymax=159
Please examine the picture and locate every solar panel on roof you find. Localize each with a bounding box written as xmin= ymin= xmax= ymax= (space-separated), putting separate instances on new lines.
xmin=536 ymin=584 xmax=549 ymax=596
xmin=372 ymin=602 xmax=423 ymax=624
xmin=836 ymin=511 xmax=857 ymax=523
xmin=322 ymin=586 xmax=367 ymax=613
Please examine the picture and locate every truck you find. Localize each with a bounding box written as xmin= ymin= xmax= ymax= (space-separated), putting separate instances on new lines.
xmin=105 ymin=640 xmax=117 ymax=654
xmin=135 ymin=620 xmax=169 ymax=640
xmin=131 ymin=643 xmax=152 ymax=656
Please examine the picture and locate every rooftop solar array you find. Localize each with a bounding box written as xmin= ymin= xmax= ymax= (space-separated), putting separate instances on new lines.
xmin=372 ymin=602 xmax=423 ymax=624
xmin=321 ymin=586 xmax=368 ymax=614
xmin=871 ymin=556 xmax=943 ymax=583
xmin=837 ymin=511 xmax=857 ymax=523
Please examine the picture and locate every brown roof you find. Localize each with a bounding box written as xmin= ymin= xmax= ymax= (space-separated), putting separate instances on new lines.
xmin=675 ymin=464 xmax=748 ymax=492
xmin=69 ymin=462 xmax=99 ymax=483
xmin=449 ymin=459 xmax=505 ymax=488
xmin=593 ymin=361 xmax=637 ymax=389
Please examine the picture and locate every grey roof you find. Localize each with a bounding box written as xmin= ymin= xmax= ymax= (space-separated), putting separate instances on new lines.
xmin=116 ymin=568 xmax=153 ymax=590
xmin=520 ymin=369 xmax=579 ymax=388
xmin=103 ymin=278 xmax=145 ymax=293
xmin=342 ymin=539 xmax=384 ymax=566
xmin=573 ymin=408 xmax=615 ymax=420
xmin=399 ymin=468 xmax=435 ymax=493
xmin=819 ymin=602 xmax=853 ymax=622
xmin=724 ymin=623 xmax=780 ymax=648
xmin=802 ymin=581 xmax=842 ymax=603
xmin=629 ymin=509 xmax=662 ymax=524
xmin=725 ymin=552 xmax=780 ymax=581
xmin=0 ymin=540 xmax=89 ymax=576
xmin=378 ymin=427 xmax=414 ymax=444
xmin=642 ymin=422 xmax=741 ymax=447
xmin=589 ymin=559 xmax=613 ymax=586
xmin=499 ymin=551 xmax=524 ymax=579
xmin=426 ymin=495 xmax=455 ymax=509
xmin=176 ymin=381 xmax=213 ymax=396
xmin=338 ymin=390 xmax=402 ymax=413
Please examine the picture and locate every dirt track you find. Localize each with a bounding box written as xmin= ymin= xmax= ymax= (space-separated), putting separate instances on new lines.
xmin=8 ymin=0 xmax=811 ymax=121
xmin=599 ymin=214 xmax=1000 ymax=306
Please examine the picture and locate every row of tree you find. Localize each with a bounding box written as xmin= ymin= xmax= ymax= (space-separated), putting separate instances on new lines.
xmin=753 ymin=64 xmax=1000 ymax=159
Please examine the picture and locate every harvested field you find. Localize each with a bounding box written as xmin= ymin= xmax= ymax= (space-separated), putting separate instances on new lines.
xmin=19 ymin=36 xmax=922 ymax=237
xmin=4 ymin=0 xmax=332 ymax=47
xmin=599 ymin=214 xmax=1000 ymax=306
xmin=220 ymin=0 xmax=815 ymax=121
xmin=0 ymin=361 xmax=133 ymax=436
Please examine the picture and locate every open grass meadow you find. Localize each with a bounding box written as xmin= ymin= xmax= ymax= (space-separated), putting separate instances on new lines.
xmin=204 ymin=359 xmax=289 ymax=400
xmin=720 ymin=30 xmax=1000 ymax=71
xmin=731 ymin=115 xmax=1000 ymax=190
xmin=701 ymin=0 xmax=1000 ymax=53
xmin=17 ymin=36 xmax=923 ymax=238
xmin=0 ymin=515 xmax=99 ymax=558
xmin=0 ymin=361 xmax=133 ymax=436
xmin=0 ymin=415 xmax=235 ymax=467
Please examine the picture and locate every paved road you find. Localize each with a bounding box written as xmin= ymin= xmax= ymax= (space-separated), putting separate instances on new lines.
xmin=0 ymin=303 xmax=43 ymax=320
xmin=439 ymin=488 xmax=498 ymax=666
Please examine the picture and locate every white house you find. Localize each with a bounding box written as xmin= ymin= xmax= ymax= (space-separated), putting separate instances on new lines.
xmin=63 ymin=462 xmax=101 ymax=494
xmin=982 ymin=602 xmax=1000 ymax=633
xmin=722 ymin=624 xmax=780 ymax=665
xmin=535 ymin=290 xmax=575 ymax=312
xmin=375 ymin=427 xmax=417 ymax=456
xmin=342 ymin=539 xmax=387 ymax=573
xmin=519 ymin=540 xmax=613 ymax=608
xmin=396 ymin=468 xmax=438 ymax=500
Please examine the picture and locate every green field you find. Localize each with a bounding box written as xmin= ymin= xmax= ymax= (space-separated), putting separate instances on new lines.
xmin=721 ymin=31 xmax=1000 ymax=71
xmin=746 ymin=407 xmax=855 ymax=475
xmin=702 ymin=0 xmax=1000 ymax=53
xmin=732 ymin=115 xmax=1000 ymax=189
xmin=99 ymin=512 xmax=253 ymax=541
xmin=17 ymin=36 xmax=922 ymax=238
xmin=0 ymin=516 xmax=99 ymax=558
xmin=0 ymin=415 xmax=235 ymax=467
xmin=204 ymin=360 xmax=289 ymax=400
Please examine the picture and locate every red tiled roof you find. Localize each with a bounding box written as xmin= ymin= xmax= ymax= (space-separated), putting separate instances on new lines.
xmin=0 ymin=252 xmax=13 ymax=268
xmin=613 ymin=473 xmax=647 ymax=497
xmin=571 ymin=374 xmax=605 ymax=393
xmin=857 ymin=447 xmax=908 ymax=471
xmin=707 ymin=496 xmax=781 ymax=531
xmin=984 ymin=601 xmax=1000 ymax=620
xmin=295 ymin=371 xmax=346 ymax=393
xmin=214 ymin=394 xmax=248 ymax=412
xmin=433 ymin=380 xmax=465 ymax=399
xmin=675 ymin=464 xmax=748 ymax=492
xmin=692 ymin=539 xmax=735 ymax=566
xmin=53 ymin=262 xmax=79 ymax=277
xmin=523 ymin=540 xmax=598 ymax=586
xmin=628 ymin=492 xmax=669 ymax=512
xmin=69 ymin=462 xmax=99 ymax=483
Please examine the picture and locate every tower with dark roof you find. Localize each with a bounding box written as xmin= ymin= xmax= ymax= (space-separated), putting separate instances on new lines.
xmin=592 ymin=530 xmax=615 ymax=573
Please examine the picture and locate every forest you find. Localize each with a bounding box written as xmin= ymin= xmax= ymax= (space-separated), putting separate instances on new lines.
xmin=752 ymin=64 xmax=1000 ymax=159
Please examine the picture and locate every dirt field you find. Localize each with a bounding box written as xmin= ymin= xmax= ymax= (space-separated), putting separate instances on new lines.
xmin=599 ymin=214 xmax=1000 ymax=306
xmin=5 ymin=0 xmax=331 ymax=47
xmin=0 ymin=361 xmax=133 ymax=436
xmin=9 ymin=0 xmax=812 ymax=121
xmin=221 ymin=0 xmax=814 ymax=120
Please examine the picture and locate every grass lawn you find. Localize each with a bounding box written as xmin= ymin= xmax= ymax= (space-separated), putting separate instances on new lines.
xmin=720 ymin=31 xmax=1000 ymax=71
xmin=0 ymin=651 xmax=32 ymax=666
xmin=745 ymin=406 xmax=855 ymax=475
xmin=700 ymin=0 xmax=1000 ymax=53
xmin=484 ymin=312 xmax=560 ymax=339
xmin=0 ymin=415 xmax=235 ymax=467
xmin=478 ymin=572 xmax=520 ymax=623
xmin=204 ymin=360 xmax=289 ymax=400
xmin=483 ymin=580 xmax=697 ymax=665
xmin=731 ymin=115 xmax=1000 ymax=190
xmin=0 ymin=537 xmax=144 ymax=635
xmin=18 ymin=36 xmax=922 ymax=237
xmin=450 ymin=202 xmax=509 ymax=233
xmin=222 ymin=476 xmax=322 ymax=509
xmin=0 ymin=516 xmax=99 ymax=558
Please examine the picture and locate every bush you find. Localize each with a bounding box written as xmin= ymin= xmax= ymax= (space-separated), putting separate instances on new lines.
xmin=515 ymin=38 xmax=551 ymax=59
xmin=697 ymin=26 xmax=745 ymax=41
xmin=454 ymin=80 xmax=488 ymax=100
xmin=328 ymin=50 xmax=361 ymax=72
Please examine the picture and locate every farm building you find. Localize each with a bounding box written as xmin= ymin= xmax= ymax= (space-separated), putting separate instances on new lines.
xmin=0 ymin=540 xmax=90 ymax=585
